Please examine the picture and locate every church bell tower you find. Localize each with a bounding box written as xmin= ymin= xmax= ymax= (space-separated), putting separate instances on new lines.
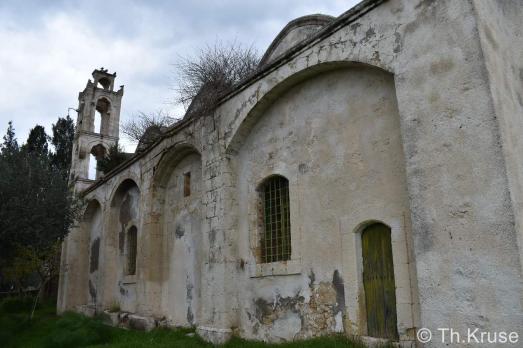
xmin=71 ymin=68 xmax=124 ymax=191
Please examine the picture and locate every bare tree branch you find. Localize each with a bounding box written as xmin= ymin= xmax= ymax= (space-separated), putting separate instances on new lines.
xmin=174 ymin=41 xmax=260 ymax=117
xmin=120 ymin=41 xmax=259 ymax=154
xmin=121 ymin=110 xmax=178 ymax=151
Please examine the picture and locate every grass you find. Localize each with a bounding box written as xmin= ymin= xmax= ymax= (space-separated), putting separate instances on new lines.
xmin=0 ymin=297 xmax=391 ymax=348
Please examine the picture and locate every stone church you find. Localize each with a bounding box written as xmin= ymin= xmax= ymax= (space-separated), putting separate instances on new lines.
xmin=58 ymin=0 xmax=523 ymax=346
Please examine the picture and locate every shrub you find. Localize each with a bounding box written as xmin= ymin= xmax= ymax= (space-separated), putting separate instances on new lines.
xmin=175 ymin=41 xmax=260 ymax=117
xmin=0 ymin=297 xmax=36 ymax=348
xmin=0 ymin=296 xmax=36 ymax=313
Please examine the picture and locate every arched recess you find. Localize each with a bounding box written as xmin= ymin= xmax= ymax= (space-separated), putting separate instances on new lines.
xmin=100 ymin=178 xmax=141 ymax=313
xmin=230 ymin=62 xmax=419 ymax=341
xmin=80 ymin=199 xmax=103 ymax=310
xmin=226 ymin=61 xmax=394 ymax=154
xmin=145 ymin=143 xmax=203 ymax=325
xmin=346 ymin=217 xmax=417 ymax=341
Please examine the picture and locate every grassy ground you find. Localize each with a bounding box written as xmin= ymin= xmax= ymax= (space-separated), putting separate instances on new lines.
xmin=0 ymin=297 xmax=388 ymax=348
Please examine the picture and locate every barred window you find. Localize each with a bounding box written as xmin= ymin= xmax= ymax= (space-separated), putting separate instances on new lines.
xmin=260 ymin=175 xmax=291 ymax=263
xmin=126 ymin=226 xmax=137 ymax=275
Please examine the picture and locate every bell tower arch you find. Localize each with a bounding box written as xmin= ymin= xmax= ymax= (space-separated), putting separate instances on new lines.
xmin=71 ymin=68 xmax=124 ymax=190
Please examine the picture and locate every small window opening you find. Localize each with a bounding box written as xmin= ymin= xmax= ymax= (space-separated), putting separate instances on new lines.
xmin=126 ymin=226 xmax=137 ymax=276
xmin=184 ymin=172 xmax=191 ymax=197
xmin=260 ymin=175 xmax=291 ymax=263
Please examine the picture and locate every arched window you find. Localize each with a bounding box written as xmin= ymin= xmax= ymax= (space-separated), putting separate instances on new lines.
xmin=97 ymin=77 xmax=111 ymax=90
xmin=88 ymin=153 xmax=97 ymax=180
xmin=88 ymin=144 xmax=106 ymax=180
xmin=94 ymin=98 xmax=111 ymax=135
xmin=126 ymin=226 xmax=137 ymax=275
xmin=94 ymin=110 xmax=102 ymax=133
xmin=259 ymin=175 xmax=291 ymax=263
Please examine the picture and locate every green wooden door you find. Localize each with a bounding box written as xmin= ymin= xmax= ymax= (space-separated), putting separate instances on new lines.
xmin=362 ymin=223 xmax=399 ymax=340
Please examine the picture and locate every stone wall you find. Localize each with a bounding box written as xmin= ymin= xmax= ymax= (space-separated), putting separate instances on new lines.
xmin=58 ymin=0 xmax=523 ymax=346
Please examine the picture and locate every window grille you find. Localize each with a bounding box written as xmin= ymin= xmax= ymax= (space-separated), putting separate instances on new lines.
xmin=127 ymin=226 xmax=137 ymax=275
xmin=261 ymin=176 xmax=291 ymax=263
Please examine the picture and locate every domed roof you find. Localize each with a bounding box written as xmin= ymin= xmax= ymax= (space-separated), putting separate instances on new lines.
xmin=259 ymin=14 xmax=335 ymax=66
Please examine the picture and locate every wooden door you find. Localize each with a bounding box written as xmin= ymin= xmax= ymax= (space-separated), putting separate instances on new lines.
xmin=362 ymin=223 xmax=399 ymax=340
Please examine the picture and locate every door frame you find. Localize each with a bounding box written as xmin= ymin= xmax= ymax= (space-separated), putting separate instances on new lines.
xmin=339 ymin=213 xmax=419 ymax=342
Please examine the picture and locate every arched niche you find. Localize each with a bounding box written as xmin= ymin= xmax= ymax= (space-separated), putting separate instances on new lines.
xmin=145 ymin=144 xmax=203 ymax=325
xmin=226 ymin=61 xmax=394 ymax=154
xmin=101 ymin=178 xmax=141 ymax=313
xmin=80 ymin=199 xmax=103 ymax=310
xmin=231 ymin=64 xmax=418 ymax=341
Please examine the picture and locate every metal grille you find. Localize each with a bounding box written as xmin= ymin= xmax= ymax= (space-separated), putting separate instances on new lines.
xmin=127 ymin=226 xmax=137 ymax=275
xmin=261 ymin=176 xmax=291 ymax=263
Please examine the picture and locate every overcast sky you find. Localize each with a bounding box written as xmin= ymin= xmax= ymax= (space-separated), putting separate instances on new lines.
xmin=0 ymin=0 xmax=358 ymax=151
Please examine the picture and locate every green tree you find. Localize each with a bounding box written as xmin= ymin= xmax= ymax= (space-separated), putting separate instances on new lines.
xmin=50 ymin=116 xmax=75 ymax=176
xmin=96 ymin=142 xmax=130 ymax=174
xmin=0 ymin=150 xmax=81 ymax=260
xmin=0 ymin=121 xmax=82 ymax=301
xmin=23 ymin=125 xmax=49 ymax=156
xmin=3 ymin=241 xmax=62 ymax=318
xmin=1 ymin=121 xmax=19 ymax=157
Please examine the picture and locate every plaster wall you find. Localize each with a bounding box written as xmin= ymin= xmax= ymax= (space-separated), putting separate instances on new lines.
xmin=57 ymin=204 xmax=96 ymax=312
xmin=160 ymin=153 xmax=203 ymax=326
xmin=473 ymin=0 xmax=523 ymax=271
xmin=233 ymin=67 xmax=415 ymax=341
